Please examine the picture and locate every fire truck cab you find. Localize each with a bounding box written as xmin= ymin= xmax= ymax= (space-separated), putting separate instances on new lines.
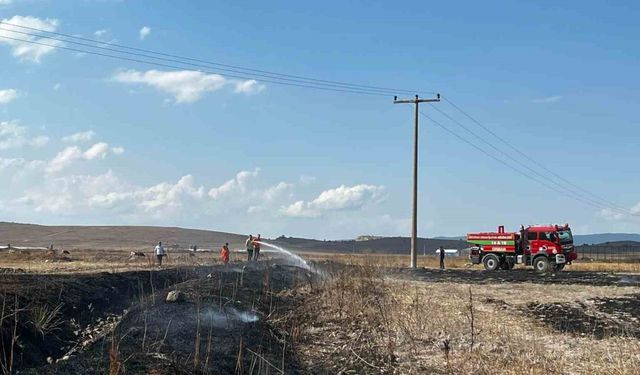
xmin=467 ymin=224 xmax=577 ymax=273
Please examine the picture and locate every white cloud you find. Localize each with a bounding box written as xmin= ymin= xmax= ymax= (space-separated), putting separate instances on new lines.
xmin=262 ymin=181 xmax=292 ymax=201
xmin=46 ymin=142 xmax=122 ymax=173
xmin=0 ymin=121 xmax=24 ymax=149
xmin=83 ymin=142 xmax=110 ymax=160
xmin=15 ymin=193 xmax=73 ymax=214
xmin=0 ymin=157 xmax=44 ymax=171
xmin=281 ymin=184 xmax=385 ymax=218
xmin=234 ymin=79 xmax=265 ymax=95
xmin=29 ymin=135 xmax=49 ymax=147
xmin=139 ymin=26 xmax=151 ymax=40
xmin=281 ymin=200 xmax=318 ymax=218
xmin=0 ymin=156 xmax=397 ymax=237
xmin=88 ymin=174 xmax=205 ymax=216
xmin=62 ymin=130 xmax=96 ymax=143
xmin=113 ymin=69 xmax=226 ymax=103
xmin=47 ymin=146 xmax=82 ymax=173
xmin=0 ymin=120 xmax=23 ymax=138
xmin=532 ymin=95 xmax=562 ymax=104
xmin=599 ymin=203 xmax=640 ymax=222
xmin=16 ymin=170 xmax=128 ymax=214
xmin=299 ymin=175 xmax=316 ymax=184
xmin=0 ymin=89 xmax=18 ymax=104
xmin=112 ymin=69 xmax=265 ymax=103
xmin=208 ymin=168 xmax=260 ymax=199
xmin=599 ymin=208 xmax=625 ymax=221
xmin=0 ymin=0 xmax=13 ymax=5
xmin=137 ymin=175 xmax=204 ymax=212
xmin=0 ymin=16 xmax=63 ymax=62
xmin=0 ymin=120 xmax=48 ymax=149
xmin=111 ymin=146 xmax=124 ymax=155
xmin=91 ymin=29 xmax=117 ymax=46
xmin=16 ymin=171 xmax=205 ymax=217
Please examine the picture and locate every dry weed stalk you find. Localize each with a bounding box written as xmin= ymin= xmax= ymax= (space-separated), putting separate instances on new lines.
xmin=234 ymin=337 xmax=244 ymax=374
xmin=9 ymin=296 xmax=18 ymax=375
xmin=108 ymin=332 xmax=123 ymax=375
xmin=193 ymin=289 xmax=201 ymax=369
xmin=0 ymin=295 xmax=6 ymax=375
xmin=0 ymin=294 xmax=19 ymax=375
xmin=441 ymin=338 xmax=451 ymax=374
xmin=467 ymin=286 xmax=476 ymax=351
xmin=203 ymin=314 xmax=214 ymax=369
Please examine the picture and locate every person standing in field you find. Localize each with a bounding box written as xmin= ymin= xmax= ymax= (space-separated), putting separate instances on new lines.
xmin=439 ymin=246 xmax=445 ymax=270
xmin=220 ymin=243 xmax=230 ymax=265
xmin=245 ymin=235 xmax=254 ymax=262
xmin=253 ymin=234 xmax=261 ymax=261
xmin=155 ymin=241 xmax=166 ymax=266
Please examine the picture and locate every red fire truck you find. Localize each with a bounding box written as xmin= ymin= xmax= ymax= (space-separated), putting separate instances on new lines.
xmin=467 ymin=224 xmax=577 ymax=272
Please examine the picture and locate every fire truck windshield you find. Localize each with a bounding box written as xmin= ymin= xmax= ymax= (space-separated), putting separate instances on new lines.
xmin=557 ymin=229 xmax=573 ymax=244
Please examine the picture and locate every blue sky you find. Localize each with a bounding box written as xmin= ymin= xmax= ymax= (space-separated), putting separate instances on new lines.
xmin=0 ymin=1 xmax=639 ymax=239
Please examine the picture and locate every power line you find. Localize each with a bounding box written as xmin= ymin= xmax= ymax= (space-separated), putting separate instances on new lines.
xmin=1 ymin=22 xmax=631 ymax=216
xmin=442 ymin=96 xmax=635 ymax=214
xmin=420 ymin=111 xmax=630 ymax=213
xmin=427 ymin=103 xmax=636 ymax=216
xmin=0 ymin=21 xmax=436 ymax=96
xmin=0 ymin=34 xmax=393 ymax=97
xmin=0 ymin=26 xmax=402 ymax=96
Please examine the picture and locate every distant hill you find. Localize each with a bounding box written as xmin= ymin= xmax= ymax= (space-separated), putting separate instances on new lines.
xmin=574 ymin=233 xmax=640 ymax=245
xmin=0 ymin=222 xmax=466 ymax=254
xmin=3 ymin=222 xmax=634 ymax=254
xmin=578 ymin=240 xmax=640 ymax=247
xmin=0 ymin=222 xmax=246 ymax=251
xmin=273 ymin=236 xmax=467 ymax=254
xmin=433 ymin=236 xmax=466 ymax=241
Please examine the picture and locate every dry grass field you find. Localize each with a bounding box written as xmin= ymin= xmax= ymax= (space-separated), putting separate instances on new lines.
xmin=1 ymin=247 xmax=639 ymax=274
xmin=1 ymin=247 xmax=639 ymax=374
xmin=277 ymin=263 xmax=640 ymax=374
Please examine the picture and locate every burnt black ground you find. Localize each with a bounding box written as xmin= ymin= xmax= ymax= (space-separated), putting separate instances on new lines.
xmin=2 ymin=261 xmax=640 ymax=373
xmin=392 ymin=266 xmax=640 ymax=286
xmin=522 ymin=294 xmax=640 ymax=339
xmin=0 ymin=267 xmax=199 ymax=372
xmin=27 ymin=262 xmax=312 ymax=374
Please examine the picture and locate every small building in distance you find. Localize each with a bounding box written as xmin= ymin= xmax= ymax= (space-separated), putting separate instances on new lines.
xmin=356 ymin=235 xmax=385 ymax=242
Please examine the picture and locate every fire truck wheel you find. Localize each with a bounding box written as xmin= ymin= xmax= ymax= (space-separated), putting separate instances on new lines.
xmin=533 ymin=256 xmax=550 ymax=273
xmin=483 ymin=254 xmax=500 ymax=271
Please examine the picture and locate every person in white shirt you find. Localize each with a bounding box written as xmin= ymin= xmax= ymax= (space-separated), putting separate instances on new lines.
xmin=154 ymin=241 xmax=166 ymax=266
xmin=245 ymin=235 xmax=254 ymax=262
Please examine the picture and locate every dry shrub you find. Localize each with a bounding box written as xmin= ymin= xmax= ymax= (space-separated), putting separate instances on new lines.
xmin=30 ymin=302 xmax=64 ymax=338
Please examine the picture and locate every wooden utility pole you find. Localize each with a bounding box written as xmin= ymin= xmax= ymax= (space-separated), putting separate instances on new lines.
xmin=394 ymin=93 xmax=440 ymax=268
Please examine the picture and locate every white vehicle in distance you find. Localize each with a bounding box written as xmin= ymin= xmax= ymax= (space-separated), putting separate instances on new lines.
xmin=435 ymin=248 xmax=460 ymax=257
